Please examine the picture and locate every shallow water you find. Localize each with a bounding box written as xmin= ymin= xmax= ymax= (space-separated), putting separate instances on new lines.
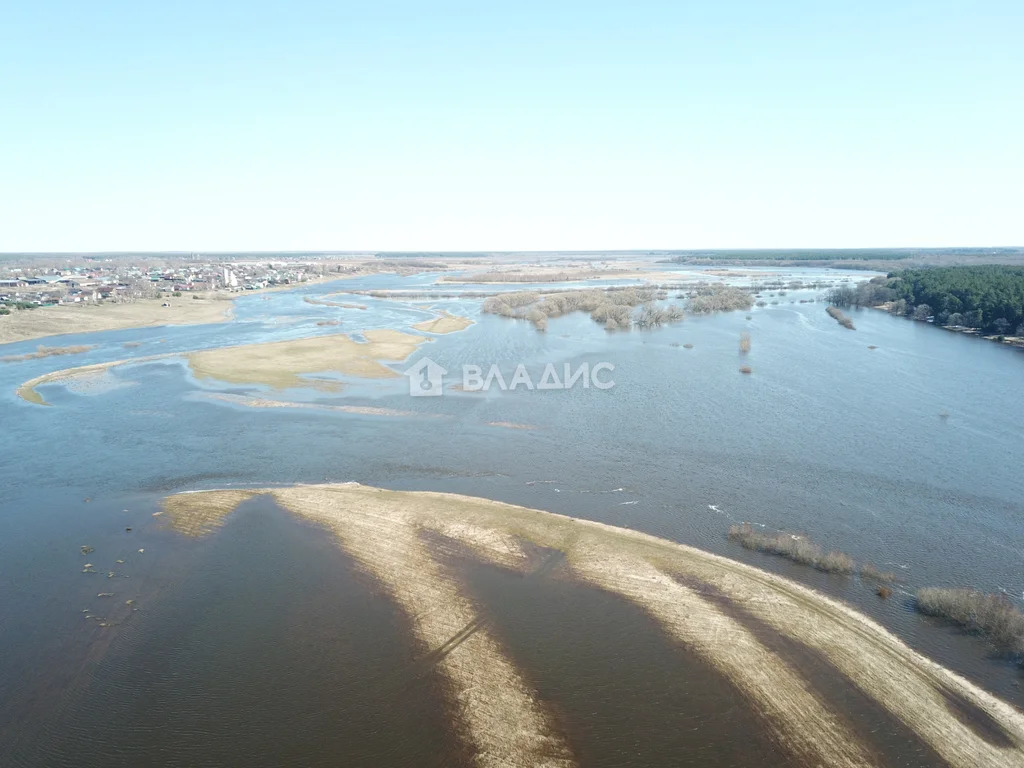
xmin=2 ymin=267 xmax=1023 ymax=764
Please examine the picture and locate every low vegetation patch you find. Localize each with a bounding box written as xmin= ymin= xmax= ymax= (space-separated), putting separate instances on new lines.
xmin=482 ymin=287 xmax=683 ymax=331
xmin=826 ymin=306 xmax=856 ymax=330
xmin=728 ymin=523 xmax=855 ymax=574
xmin=915 ymin=588 xmax=1024 ymax=653
xmin=2 ymin=344 xmax=94 ymax=363
xmin=860 ymin=563 xmax=897 ymax=583
xmin=686 ymin=284 xmax=754 ymax=314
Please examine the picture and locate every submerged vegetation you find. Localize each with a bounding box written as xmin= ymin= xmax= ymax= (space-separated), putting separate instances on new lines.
xmin=916 ymin=588 xmax=1024 ymax=655
xmin=2 ymin=344 xmax=94 ymax=362
xmin=482 ymin=287 xmax=684 ymax=331
xmin=728 ymin=523 xmax=855 ymax=574
xmin=482 ymin=282 xmax=757 ymax=331
xmin=686 ymin=284 xmax=754 ymax=314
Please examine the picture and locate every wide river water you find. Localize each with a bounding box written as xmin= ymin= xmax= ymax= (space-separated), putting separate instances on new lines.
xmin=2 ymin=266 xmax=1023 ymax=766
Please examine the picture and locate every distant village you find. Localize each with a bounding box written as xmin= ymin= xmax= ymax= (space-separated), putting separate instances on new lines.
xmin=0 ymin=259 xmax=331 ymax=308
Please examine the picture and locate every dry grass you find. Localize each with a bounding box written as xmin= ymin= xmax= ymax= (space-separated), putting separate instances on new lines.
xmin=2 ymin=344 xmax=94 ymax=363
xmin=916 ymin=588 xmax=1024 ymax=653
xmin=162 ymin=489 xmax=257 ymax=537
xmin=188 ymin=330 xmax=429 ymax=389
xmin=860 ymin=563 xmax=897 ymax=583
xmin=412 ymin=311 xmax=474 ymax=334
xmin=167 ymin=484 xmax=1024 ymax=768
xmin=826 ymin=306 xmax=856 ymax=330
xmin=728 ymin=523 xmax=855 ymax=574
xmin=0 ymin=297 xmax=232 ymax=344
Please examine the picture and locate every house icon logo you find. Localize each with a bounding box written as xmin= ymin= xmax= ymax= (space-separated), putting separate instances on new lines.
xmin=405 ymin=357 xmax=447 ymax=397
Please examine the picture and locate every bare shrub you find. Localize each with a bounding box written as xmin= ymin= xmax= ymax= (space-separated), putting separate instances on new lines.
xmin=818 ymin=551 xmax=855 ymax=574
xmin=687 ymin=285 xmax=754 ymax=314
xmin=2 ymin=344 xmax=94 ymax=363
xmin=826 ymin=306 xmax=856 ymax=330
xmin=860 ymin=563 xmax=896 ymax=583
xmin=682 ymin=343 xmax=694 ymax=349
xmin=876 ymin=586 xmax=893 ymax=599
xmin=916 ymin=588 xmax=1024 ymax=653
xmin=739 ymin=332 xmax=751 ymax=354
xmin=728 ymin=523 xmax=856 ymax=575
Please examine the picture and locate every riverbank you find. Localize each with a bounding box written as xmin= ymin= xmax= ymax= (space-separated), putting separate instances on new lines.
xmin=0 ymin=297 xmax=233 ymax=346
xmin=163 ymin=483 xmax=1024 ymax=768
xmin=869 ymin=304 xmax=1024 ymax=349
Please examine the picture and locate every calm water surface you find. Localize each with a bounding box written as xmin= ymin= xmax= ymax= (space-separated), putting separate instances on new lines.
xmin=2 ymin=269 xmax=1023 ymax=765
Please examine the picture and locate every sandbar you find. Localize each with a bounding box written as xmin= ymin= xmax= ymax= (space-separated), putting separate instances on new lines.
xmin=412 ymin=310 xmax=475 ymax=334
xmin=187 ymin=330 xmax=429 ymax=390
xmin=163 ymin=483 xmax=1024 ymax=768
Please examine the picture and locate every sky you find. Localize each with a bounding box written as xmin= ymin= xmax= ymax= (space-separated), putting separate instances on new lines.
xmin=1 ymin=0 xmax=1022 ymax=252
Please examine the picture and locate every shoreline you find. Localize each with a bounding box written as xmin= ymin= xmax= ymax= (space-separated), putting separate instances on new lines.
xmin=0 ymin=275 xmax=359 ymax=347
xmin=0 ymin=297 xmax=234 ymax=346
xmin=866 ymin=304 xmax=1024 ymax=349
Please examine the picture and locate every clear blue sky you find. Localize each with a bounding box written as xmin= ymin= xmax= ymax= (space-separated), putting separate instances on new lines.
xmin=2 ymin=1 xmax=1021 ymax=251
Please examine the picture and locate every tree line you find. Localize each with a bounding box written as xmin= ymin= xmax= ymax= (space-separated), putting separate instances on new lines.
xmin=827 ymin=266 xmax=1024 ymax=336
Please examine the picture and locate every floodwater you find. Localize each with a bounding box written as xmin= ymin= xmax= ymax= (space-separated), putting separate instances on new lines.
xmin=2 ymin=266 xmax=1023 ymax=766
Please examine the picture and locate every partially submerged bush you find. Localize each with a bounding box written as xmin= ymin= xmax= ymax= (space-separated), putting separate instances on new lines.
xmin=876 ymin=586 xmax=893 ymax=599
xmin=860 ymin=563 xmax=896 ymax=583
xmin=482 ymin=287 xmax=681 ymax=331
xmin=728 ymin=523 xmax=855 ymax=574
xmin=739 ymin=332 xmax=751 ymax=354
xmin=915 ymin=588 xmax=1024 ymax=653
xmin=826 ymin=306 xmax=856 ymax=330
xmin=687 ymin=285 xmax=754 ymax=314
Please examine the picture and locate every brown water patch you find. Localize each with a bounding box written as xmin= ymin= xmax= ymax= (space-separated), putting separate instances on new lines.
xmin=22 ymin=497 xmax=468 ymax=768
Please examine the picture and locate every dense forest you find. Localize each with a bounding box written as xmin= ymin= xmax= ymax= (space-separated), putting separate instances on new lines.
xmin=828 ymin=266 xmax=1024 ymax=335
